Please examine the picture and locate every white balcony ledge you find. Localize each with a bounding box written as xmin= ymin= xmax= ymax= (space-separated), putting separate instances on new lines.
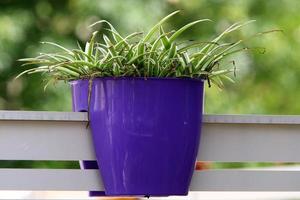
xmin=0 ymin=110 xmax=300 ymax=192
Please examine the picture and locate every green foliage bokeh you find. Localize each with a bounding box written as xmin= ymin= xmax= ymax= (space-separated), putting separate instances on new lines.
xmin=1 ymin=0 xmax=298 ymax=114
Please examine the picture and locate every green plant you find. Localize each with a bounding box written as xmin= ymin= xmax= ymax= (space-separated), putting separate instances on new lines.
xmin=17 ymin=11 xmax=275 ymax=88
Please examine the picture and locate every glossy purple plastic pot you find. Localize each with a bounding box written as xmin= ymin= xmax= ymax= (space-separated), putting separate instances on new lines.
xmin=70 ymin=77 xmax=204 ymax=196
xmin=71 ymin=81 xmax=104 ymax=197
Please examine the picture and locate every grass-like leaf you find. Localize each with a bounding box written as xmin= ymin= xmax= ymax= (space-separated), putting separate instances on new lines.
xmin=17 ymin=11 xmax=274 ymax=89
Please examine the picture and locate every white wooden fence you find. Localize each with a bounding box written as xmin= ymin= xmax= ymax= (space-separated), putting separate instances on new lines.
xmin=0 ymin=111 xmax=300 ymax=191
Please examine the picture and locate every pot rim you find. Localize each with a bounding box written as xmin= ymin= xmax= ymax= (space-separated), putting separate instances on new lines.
xmin=69 ymin=76 xmax=204 ymax=85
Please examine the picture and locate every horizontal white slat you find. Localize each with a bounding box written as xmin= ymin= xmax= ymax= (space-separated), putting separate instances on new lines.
xmin=190 ymin=170 xmax=300 ymax=191
xmin=2 ymin=110 xmax=300 ymax=124
xmin=1 ymin=111 xmax=300 ymax=161
xmin=0 ymin=169 xmax=103 ymax=191
xmin=0 ymin=111 xmax=87 ymax=121
xmin=0 ymin=121 xmax=96 ymax=160
xmin=197 ymin=123 xmax=300 ymax=162
xmin=203 ymin=114 xmax=300 ymax=124
xmin=2 ymin=169 xmax=300 ymax=191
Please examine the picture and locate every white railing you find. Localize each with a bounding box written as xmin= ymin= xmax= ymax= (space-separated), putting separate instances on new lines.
xmin=0 ymin=111 xmax=300 ymax=191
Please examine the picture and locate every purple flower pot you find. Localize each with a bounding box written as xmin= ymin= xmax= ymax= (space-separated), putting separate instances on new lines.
xmin=70 ymin=77 xmax=204 ymax=196
xmin=71 ymin=81 xmax=104 ymax=197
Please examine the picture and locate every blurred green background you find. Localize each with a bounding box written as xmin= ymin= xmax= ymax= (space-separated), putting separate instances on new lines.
xmin=0 ymin=0 xmax=298 ymax=168
xmin=0 ymin=0 xmax=297 ymax=114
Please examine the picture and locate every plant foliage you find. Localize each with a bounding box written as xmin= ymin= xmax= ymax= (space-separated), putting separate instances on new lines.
xmin=17 ymin=11 xmax=273 ymax=88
